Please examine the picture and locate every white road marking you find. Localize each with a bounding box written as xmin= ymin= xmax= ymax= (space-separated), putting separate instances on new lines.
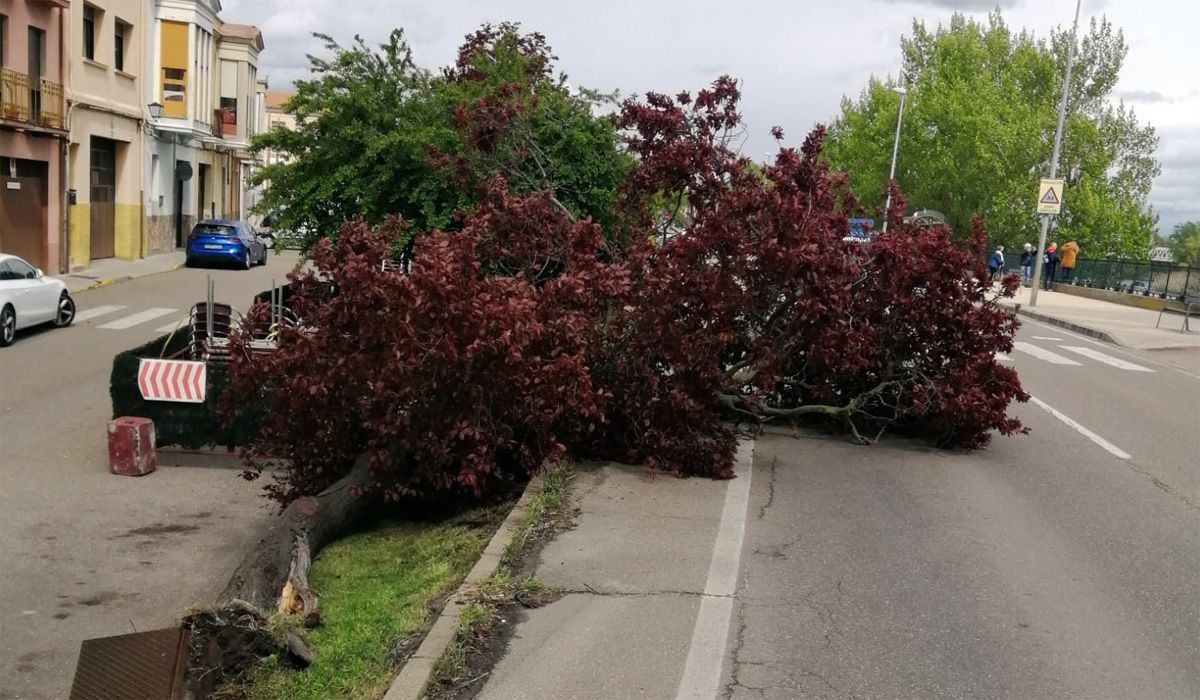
xmin=1032 ymin=335 xmax=1063 ymax=341
xmin=155 ymin=319 xmax=188 ymax=333
xmin=1059 ymin=345 xmax=1154 ymax=372
xmin=1030 ymin=396 xmax=1131 ymax=460
xmin=97 ymin=307 xmax=176 ymax=330
xmin=994 ymin=353 xmax=1013 ymax=362
xmin=73 ymin=305 xmax=126 ymax=322
xmin=675 ymin=440 xmax=754 ymax=700
xmin=1012 ymin=341 xmax=1082 ymax=365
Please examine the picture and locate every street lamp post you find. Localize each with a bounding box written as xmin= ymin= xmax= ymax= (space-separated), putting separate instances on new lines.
xmin=1030 ymin=0 xmax=1082 ymax=307
xmin=881 ymin=86 xmax=907 ymax=234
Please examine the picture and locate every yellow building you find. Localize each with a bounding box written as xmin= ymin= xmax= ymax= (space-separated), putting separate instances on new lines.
xmin=64 ymin=0 xmax=146 ymax=269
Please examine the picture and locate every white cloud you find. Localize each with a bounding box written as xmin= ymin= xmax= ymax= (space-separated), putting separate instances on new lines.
xmin=221 ymin=0 xmax=1199 ymax=231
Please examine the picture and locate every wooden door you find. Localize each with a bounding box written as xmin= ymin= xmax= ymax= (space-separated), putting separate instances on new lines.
xmin=89 ymin=137 xmax=116 ymax=259
xmin=0 ymin=160 xmax=49 ymax=270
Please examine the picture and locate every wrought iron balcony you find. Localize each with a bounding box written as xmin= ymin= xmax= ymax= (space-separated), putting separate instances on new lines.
xmin=1 ymin=68 xmax=66 ymax=130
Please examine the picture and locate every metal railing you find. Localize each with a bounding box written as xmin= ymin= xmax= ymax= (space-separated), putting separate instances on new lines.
xmin=1 ymin=68 xmax=65 ymax=129
xmin=1003 ymin=253 xmax=1199 ymax=301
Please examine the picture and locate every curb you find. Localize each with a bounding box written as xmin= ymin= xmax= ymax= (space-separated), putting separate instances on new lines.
xmin=1004 ymin=304 xmax=1124 ymax=346
xmin=382 ymin=472 xmax=545 ymax=700
xmin=67 ymin=262 xmax=187 ymax=294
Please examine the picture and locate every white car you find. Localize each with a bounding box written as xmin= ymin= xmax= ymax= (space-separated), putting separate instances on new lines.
xmin=0 ymin=253 xmax=76 ymax=347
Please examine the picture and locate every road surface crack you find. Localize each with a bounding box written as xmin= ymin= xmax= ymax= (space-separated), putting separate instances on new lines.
xmin=757 ymin=456 xmax=779 ymax=520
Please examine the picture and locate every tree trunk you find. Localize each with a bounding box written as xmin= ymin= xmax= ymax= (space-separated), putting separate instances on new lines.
xmin=220 ymin=453 xmax=379 ymax=611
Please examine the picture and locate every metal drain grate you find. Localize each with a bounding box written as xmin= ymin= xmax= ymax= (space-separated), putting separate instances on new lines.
xmin=69 ymin=627 xmax=189 ymax=700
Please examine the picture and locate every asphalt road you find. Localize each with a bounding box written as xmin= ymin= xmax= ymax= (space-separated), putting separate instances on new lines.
xmin=0 ymin=252 xmax=300 ymax=700
xmin=731 ymin=321 xmax=1200 ymax=698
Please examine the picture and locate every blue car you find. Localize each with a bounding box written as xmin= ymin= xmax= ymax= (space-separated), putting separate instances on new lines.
xmin=185 ymin=219 xmax=268 ymax=269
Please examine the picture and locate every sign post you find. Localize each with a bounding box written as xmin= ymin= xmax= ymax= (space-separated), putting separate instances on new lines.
xmin=1030 ymin=0 xmax=1081 ymax=307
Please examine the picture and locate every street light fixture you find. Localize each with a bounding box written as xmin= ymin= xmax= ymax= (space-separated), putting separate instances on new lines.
xmin=147 ymin=101 xmax=163 ymax=120
xmin=881 ymin=85 xmax=907 ymax=234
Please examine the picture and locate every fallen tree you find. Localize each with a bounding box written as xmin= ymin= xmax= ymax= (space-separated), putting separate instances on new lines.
xmin=228 ymin=75 xmax=1028 ymax=516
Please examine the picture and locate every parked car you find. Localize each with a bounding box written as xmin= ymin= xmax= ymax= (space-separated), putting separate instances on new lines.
xmin=1116 ymin=279 xmax=1153 ymax=295
xmin=185 ymin=220 xmax=268 ymax=269
xmin=0 ymin=253 xmax=76 ymax=347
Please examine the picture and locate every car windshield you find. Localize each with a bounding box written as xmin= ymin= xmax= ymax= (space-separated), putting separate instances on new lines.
xmin=193 ymin=224 xmax=238 ymax=237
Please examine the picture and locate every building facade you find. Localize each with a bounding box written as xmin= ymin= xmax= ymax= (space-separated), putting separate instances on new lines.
xmin=64 ymin=0 xmax=145 ymax=269
xmin=143 ymin=0 xmax=262 ymax=255
xmin=0 ymin=0 xmax=69 ymax=273
xmin=3 ymin=0 xmax=263 ymax=270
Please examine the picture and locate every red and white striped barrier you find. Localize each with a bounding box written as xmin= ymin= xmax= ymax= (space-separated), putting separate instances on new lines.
xmin=138 ymin=359 xmax=207 ymax=403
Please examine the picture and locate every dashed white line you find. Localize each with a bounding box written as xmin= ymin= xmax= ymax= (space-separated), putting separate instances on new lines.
xmin=675 ymin=440 xmax=754 ymax=700
xmin=1059 ymin=345 xmax=1154 ymax=372
xmin=74 ymin=305 xmax=126 ymax=322
xmin=1032 ymin=335 xmax=1063 ymax=341
xmin=1030 ymin=396 xmax=1131 ymax=460
xmin=97 ymin=307 xmax=176 ymax=330
xmin=1012 ymin=341 xmax=1082 ymax=365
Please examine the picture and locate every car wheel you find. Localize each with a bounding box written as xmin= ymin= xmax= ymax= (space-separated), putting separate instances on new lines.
xmin=0 ymin=306 xmax=15 ymax=347
xmin=243 ymin=249 xmax=252 ymax=270
xmin=54 ymin=292 xmax=75 ymax=328
xmin=185 ymin=257 xmax=195 ymax=268
xmin=258 ymin=247 xmax=267 ymax=266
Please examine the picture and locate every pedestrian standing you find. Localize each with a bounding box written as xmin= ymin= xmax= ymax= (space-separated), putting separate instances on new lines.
xmin=1059 ymin=240 xmax=1080 ymax=282
xmin=1019 ymin=243 xmax=1035 ymax=287
xmin=989 ymin=246 xmax=1005 ymax=283
xmin=1042 ymin=243 xmax=1059 ymax=291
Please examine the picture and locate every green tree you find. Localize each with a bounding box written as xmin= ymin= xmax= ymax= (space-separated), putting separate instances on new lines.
xmin=1168 ymin=221 xmax=1200 ymax=266
xmin=250 ymin=25 xmax=628 ymax=254
xmin=825 ymin=10 xmax=1159 ymax=259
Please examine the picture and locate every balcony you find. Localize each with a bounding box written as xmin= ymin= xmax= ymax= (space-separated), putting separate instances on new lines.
xmin=1 ymin=68 xmax=66 ymax=131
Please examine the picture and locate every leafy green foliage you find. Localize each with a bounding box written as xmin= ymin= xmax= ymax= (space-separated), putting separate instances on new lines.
xmin=250 ymin=25 xmax=628 ymax=255
xmin=1168 ymin=221 xmax=1200 ymax=266
xmin=825 ymin=10 xmax=1159 ymax=259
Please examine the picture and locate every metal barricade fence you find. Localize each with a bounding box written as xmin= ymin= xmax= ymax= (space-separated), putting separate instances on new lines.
xmin=999 ymin=253 xmax=1197 ymax=300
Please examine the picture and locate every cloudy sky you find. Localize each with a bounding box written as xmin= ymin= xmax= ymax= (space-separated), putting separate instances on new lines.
xmin=222 ymin=0 xmax=1199 ymax=234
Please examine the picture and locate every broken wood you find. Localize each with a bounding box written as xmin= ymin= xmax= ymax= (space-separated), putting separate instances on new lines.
xmin=277 ymin=531 xmax=318 ymax=618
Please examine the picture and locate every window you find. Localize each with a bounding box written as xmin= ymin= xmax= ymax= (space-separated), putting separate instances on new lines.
xmin=162 ymin=68 xmax=186 ymax=103
xmin=219 ymin=96 xmax=237 ymax=136
xmin=114 ymin=20 xmax=129 ymax=72
xmin=6 ymin=258 xmax=37 ymax=280
xmin=1 ymin=15 xmax=7 ymax=70
xmin=83 ymin=5 xmax=96 ymax=61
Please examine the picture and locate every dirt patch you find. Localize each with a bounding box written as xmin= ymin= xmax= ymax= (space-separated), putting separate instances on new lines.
xmin=424 ymin=477 xmax=579 ymax=700
xmin=78 ymin=591 xmax=130 ymax=607
xmin=116 ymin=523 xmax=202 ymax=538
xmin=54 ymin=612 xmax=70 ymax=620
xmin=180 ymin=601 xmax=297 ymax=698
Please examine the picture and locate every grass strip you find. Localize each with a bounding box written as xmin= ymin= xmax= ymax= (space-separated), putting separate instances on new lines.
xmin=241 ymin=503 xmax=508 ymax=700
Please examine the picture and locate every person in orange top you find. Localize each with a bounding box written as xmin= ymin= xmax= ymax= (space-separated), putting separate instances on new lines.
xmin=1059 ymin=240 xmax=1080 ymax=282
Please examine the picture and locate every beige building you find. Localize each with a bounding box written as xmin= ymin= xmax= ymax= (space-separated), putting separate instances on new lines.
xmin=143 ymin=0 xmax=263 ymax=252
xmin=64 ymin=0 xmax=146 ymax=268
xmin=0 ymin=0 xmax=68 ymax=273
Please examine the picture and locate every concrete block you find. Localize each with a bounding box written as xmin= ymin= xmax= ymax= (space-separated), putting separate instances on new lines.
xmin=108 ymin=417 xmax=157 ymax=476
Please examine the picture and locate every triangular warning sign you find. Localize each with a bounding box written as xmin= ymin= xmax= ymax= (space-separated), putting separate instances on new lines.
xmin=1040 ymin=187 xmax=1059 ymax=205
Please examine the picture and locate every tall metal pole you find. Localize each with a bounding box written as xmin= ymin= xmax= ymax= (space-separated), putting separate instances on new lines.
xmin=881 ymin=88 xmax=907 ymax=234
xmin=1030 ymin=0 xmax=1081 ymax=306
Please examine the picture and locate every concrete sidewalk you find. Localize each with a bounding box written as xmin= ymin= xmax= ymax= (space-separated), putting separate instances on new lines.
xmin=62 ymin=251 xmax=186 ymax=293
xmin=478 ymin=447 xmax=753 ymax=700
xmin=999 ymin=285 xmax=1200 ymax=350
